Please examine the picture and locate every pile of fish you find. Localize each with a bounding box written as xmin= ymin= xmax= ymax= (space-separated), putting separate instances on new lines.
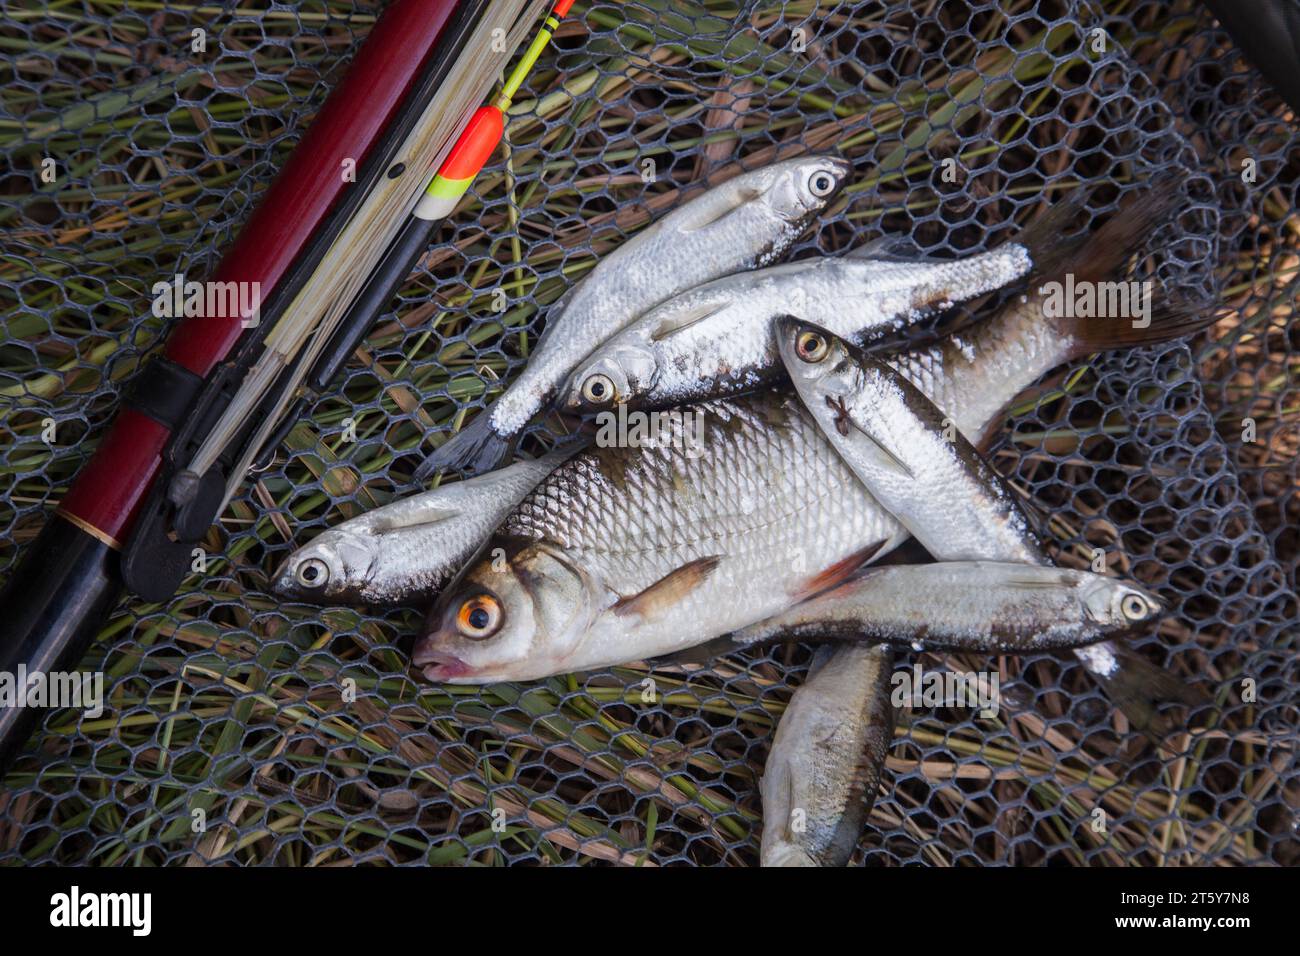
xmin=273 ymin=156 xmax=1214 ymax=866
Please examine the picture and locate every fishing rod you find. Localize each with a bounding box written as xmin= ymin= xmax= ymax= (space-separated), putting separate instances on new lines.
xmin=116 ymin=0 xmax=567 ymax=605
xmin=0 ymin=0 xmax=549 ymax=773
xmin=119 ymin=0 xmax=555 ymax=603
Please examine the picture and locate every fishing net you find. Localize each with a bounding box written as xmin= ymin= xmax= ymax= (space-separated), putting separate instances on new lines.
xmin=1 ymin=0 xmax=1295 ymax=866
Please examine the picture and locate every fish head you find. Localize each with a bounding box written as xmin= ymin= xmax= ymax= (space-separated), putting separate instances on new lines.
xmin=558 ymin=342 xmax=658 ymax=415
xmin=272 ymin=529 xmax=378 ymax=602
xmin=1081 ymin=578 xmax=1164 ymax=628
xmin=774 ymin=316 xmax=860 ymax=399
xmin=682 ymin=157 xmax=850 ymax=267
xmin=755 ymin=155 xmax=852 ymax=224
xmin=413 ymin=541 xmax=592 ymax=683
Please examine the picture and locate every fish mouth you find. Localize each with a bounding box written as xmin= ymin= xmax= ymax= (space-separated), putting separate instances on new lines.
xmin=412 ymin=643 xmax=472 ymax=682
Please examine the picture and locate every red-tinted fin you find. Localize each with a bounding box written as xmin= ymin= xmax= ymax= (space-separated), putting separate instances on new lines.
xmin=791 ymin=540 xmax=887 ymax=602
xmin=613 ymin=556 xmax=722 ymax=621
xmin=1060 ymin=293 xmax=1221 ymax=359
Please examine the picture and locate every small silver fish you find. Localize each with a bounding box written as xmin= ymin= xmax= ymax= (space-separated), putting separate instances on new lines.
xmin=732 ymin=561 xmax=1163 ymax=653
xmin=272 ymin=449 xmax=571 ymax=605
xmin=555 ymin=239 xmax=1034 ymax=417
xmin=417 ymin=155 xmax=851 ymax=477
xmin=760 ymin=643 xmax=895 ymax=867
xmin=776 ymin=317 xmax=1197 ymax=728
xmin=777 ymin=317 xmax=1045 ymax=564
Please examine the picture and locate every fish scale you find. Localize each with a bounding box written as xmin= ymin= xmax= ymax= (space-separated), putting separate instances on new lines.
xmin=417 ymin=301 xmax=1077 ymax=682
xmin=416 ymin=188 xmax=1215 ymax=684
xmin=487 ymin=393 xmax=908 ymax=673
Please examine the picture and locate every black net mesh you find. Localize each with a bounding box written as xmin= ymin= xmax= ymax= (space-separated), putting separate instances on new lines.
xmin=1 ymin=0 xmax=1296 ymax=866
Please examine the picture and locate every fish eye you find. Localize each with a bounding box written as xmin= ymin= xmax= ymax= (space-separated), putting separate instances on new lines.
xmin=795 ymin=330 xmax=829 ymax=362
xmin=1120 ymin=593 xmax=1152 ymax=621
xmin=581 ymin=373 xmax=615 ymax=406
xmin=456 ymin=595 xmax=503 ymax=640
xmin=296 ymin=558 xmax=329 ymax=589
xmin=807 ymin=169 xmax=838 ymax=198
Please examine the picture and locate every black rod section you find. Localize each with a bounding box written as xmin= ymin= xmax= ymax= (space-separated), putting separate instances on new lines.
xmin=0 ymin=517 xmax=120 ymax=774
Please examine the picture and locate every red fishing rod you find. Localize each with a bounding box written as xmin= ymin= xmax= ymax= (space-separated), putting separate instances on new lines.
xmin=0 ymin=0 xmax=498 ymax=772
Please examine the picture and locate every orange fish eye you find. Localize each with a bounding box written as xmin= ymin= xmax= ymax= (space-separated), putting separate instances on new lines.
xmin=456 ymin=595 xmax=502 ymax=639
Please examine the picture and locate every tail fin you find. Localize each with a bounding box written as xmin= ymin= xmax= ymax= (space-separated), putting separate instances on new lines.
xmin=414 ymin=412 xmax=513 ymax=481
xmin=1058 ymin=293 xmax=1219 ymax=358
xmin=1012 ymin=187 xmax=1091 ymax=280
xmin=1020 ymin=179 xmax=1220 ymax=357
xmin=1088 ymin=646 xmax=1208 ymax=736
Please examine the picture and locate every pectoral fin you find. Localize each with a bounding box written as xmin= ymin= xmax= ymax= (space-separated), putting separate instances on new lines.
xmin=792 ymin=540 xmax=887 ymax=602
xmin=842 ymin=412 xmax=916 ymax=479
xmin=846 ymin=235 xmax=932 ymax=262
xmin=650 ymin=300 xmax=728 ymax=341
xmin=369 ymin=507 xmax=459 ymax=534
xmin=678 ymin=188 xmax=763 ymax=232
xmin=614 ymin=556 xmax=722 ymax=621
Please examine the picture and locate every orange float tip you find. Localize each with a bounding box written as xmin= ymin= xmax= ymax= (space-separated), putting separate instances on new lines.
xmin=438 ymin=105 xmax=505 ymax=181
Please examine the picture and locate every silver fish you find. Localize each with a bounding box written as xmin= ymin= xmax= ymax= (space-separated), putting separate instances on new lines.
xmin=412 ymin=187 xmax=1213 ymax=686
xmin=776 ymin=316 xmax=1197 ymax=727
xmin=732 ymin=561 xmax=1163 ymax=653
xmin=417 ymin=155 xmax=851 ymax=478
xmin=555 ymin=239 xmax=1034 ymax=417
xmin=778 ymin=317 xmax=1045 ymax=563
xmin=760 ymin=643 xmax=895 ymax=867
xmin=272 ymin=449 xmax=572 ymax=605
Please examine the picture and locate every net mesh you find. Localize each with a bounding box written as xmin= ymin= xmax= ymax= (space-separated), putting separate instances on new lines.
xmin=1 ymin=0 xmax=1296 ymax=866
